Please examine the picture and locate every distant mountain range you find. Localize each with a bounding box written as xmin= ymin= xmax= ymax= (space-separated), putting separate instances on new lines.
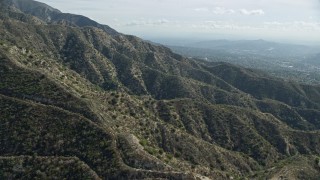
xmin=1 ymin=0 xmax=320 ymax=179
xmin=182 ymin=39 xmax=319 ymax=58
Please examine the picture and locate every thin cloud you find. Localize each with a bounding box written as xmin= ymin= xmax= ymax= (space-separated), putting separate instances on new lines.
xmin=194 ymin=8 xmax=209 ymax=12
xmin=189 ymin=20 xmax=320 ymax=33
xmin=264 ymin=21 xmax=320 ymax=31
xmin=212 ymin=7 xmax=235 ymax=15
xmin=195 ymin=7 xmax=263 ymax=16
xmin=240 ymin=9 xmax=265 ymax=15
xmin=190 ymin=20 xmax=320 ymax=33
xmin=200 ymin=21 xmax=262 ymax=31
xmin=124 ymin=19 xmax=170 ymax=26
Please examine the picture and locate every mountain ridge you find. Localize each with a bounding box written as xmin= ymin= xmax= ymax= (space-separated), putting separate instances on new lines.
xmin=2 ymin=0 xmax=119 ymax=35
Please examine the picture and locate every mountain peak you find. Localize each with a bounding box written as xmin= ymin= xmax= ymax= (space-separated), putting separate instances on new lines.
xmin=5 ymin=0 xmax=61 ymax=14
xmin=3 ymin=0 xmax=119 ymax=35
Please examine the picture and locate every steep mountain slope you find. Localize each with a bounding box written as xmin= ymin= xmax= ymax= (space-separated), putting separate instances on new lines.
xmin=203 ymin=63 xmax=320 ymax=109
xmin=1 ymin=0 xmax=320 ymax=179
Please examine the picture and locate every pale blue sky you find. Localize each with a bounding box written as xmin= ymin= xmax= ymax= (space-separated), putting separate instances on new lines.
xmin=39 ymin=0 xmax=320 ymax=44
